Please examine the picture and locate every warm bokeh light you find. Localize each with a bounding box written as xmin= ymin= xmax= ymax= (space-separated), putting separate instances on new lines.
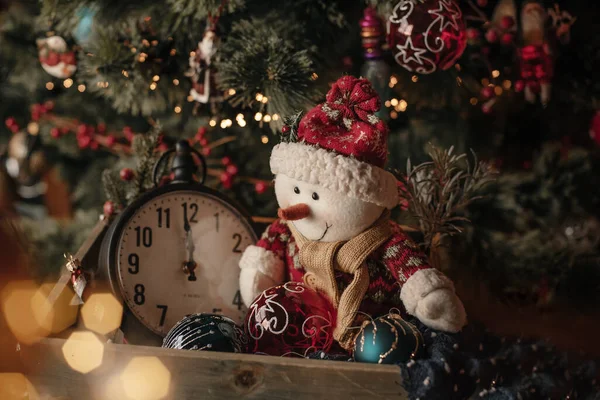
xmin=398 ymin=100 xmax=408 ymax=112
xmin=470 ymin=97 xmax=478 ymax=105
xmin=272 ymin=114 xmax=279 ymax=121
xmin=254 ymin=112 xmax=262 ymax=121
xmin=27 ymin=122 xmax=39 ymax=135
xmin=411 ymin=75 xmax=418 ymax=83
xmin=1 ymin=280 xmax=49 ymax=344
xmin=172 ymin=79 xmax=179 ymax=86
xmin=263 ymin=114 xmax=271 ymax=122
xmin=62 ymin=331 xmax=105 ymax=374
xmin=391 ymin=98 xmax=399 ymax=106
xmin=228 ymin=88 xmax=236 ymax=96
xmin=80 ymin=293 xmax=123 ymax=335
xmin=495 ymin=86 xmax=503 ymax=96
xmin=46 ymin=82 xmax=54 ymax=90
xmin=63 ymin=78 xmax=74 ymax=88
xmin=78 ymin=84 xmax=86 ymax=92
xmin=121 ymin=357 xmax=171 ymax=400
xmin=255 ymin=93 xmax=263 ymax=102
xmin=174 ymin=106 xmax=182 ymax=114
xmin=0 ymin=373 xmax=39 ymax=400
xmin=209 ymin=119 xmax=217 ymax=127
xmin=492 ymin=70 xmax=500 ymax=78
xmin=261 ymin=135 xmax=269 ymax=144
xmin=32 ymin=282 xmax=78 ymax=334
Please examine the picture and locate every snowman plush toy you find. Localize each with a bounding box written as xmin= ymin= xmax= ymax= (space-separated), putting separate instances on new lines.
xmin=240 ymin=76 xmax=466 ymax=351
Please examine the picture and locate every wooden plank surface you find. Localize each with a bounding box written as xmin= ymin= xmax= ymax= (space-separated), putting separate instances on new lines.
xmin=22 ymin=338 xmax=406 ymax=400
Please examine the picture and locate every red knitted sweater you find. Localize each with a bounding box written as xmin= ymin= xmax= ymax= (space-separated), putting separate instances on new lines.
xmin=255 ymin=218 xmax=432 ymax=321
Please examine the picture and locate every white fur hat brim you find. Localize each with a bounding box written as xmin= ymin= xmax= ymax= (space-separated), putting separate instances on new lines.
xmin=270 ymin=142 xmax=399 ymax=209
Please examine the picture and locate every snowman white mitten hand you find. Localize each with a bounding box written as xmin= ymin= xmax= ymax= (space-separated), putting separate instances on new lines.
xmin=400 ymin=269 xmax=467 ymax=333
xmin=239 ymin=245 xmax=285 ymax=307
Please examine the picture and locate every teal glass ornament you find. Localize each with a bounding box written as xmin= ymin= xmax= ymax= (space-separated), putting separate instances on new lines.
xmin=353 ymin=313 xmax=425 ymax=364
xmin=73 ymin=7 xmax=96 ymax=45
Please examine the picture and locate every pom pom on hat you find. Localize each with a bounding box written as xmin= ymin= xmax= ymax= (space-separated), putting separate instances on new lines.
xmin=270 ymin=76 xmax=399 ymax=209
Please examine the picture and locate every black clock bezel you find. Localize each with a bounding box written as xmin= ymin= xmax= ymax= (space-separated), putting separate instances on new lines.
xmin=98 ymin=182 xmax=259 ymax=337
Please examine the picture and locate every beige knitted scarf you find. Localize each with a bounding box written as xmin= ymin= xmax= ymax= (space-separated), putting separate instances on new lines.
xmin=287 ymin=210 xmax=392 ymax=350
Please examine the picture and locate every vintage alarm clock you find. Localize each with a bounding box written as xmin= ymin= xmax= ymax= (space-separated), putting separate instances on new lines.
xmin=98 ymin=140 xmax=257 ymax=344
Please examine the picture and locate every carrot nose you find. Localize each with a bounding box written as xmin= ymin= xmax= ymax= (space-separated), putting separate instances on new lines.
xmin=278 ymin=203 xmax=310 ymax=221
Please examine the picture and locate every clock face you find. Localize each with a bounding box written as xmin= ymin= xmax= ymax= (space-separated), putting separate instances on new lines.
xmin=114 ymin=189 xmax=255 ymax=336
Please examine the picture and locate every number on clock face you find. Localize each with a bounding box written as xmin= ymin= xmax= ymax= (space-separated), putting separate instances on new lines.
xmin=116 ymin=190 xmax=255 ymax=336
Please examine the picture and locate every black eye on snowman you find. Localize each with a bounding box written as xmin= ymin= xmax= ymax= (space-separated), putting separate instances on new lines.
xmin=312 ymin=192 xmax=319 ymax=201
xmin=294 ymin=186 xmax=300 ymax=194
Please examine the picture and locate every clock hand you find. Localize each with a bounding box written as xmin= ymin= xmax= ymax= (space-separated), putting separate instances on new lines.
xmin=183 ymin=216 xmax=197 ymax=281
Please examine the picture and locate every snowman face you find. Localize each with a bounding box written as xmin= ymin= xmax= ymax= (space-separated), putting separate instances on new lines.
xmin=274 ymin=174 xmax=385 ymax=242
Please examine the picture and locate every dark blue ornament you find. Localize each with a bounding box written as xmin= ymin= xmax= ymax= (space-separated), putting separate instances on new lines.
xmin=162 ymin=313 xmax=247 ymax=353
xmin=353 ymin=313 xmax=424 ymax=364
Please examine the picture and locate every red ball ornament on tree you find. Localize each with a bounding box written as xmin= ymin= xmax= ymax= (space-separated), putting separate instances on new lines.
xmin=120 ymin=168 xmax=134 ymax=181
xmin=103 ymin=201 xmax=115 ymax=217
xmin=485 ymin=29 xmax=499 ymax=43
xmin=226 ymin=164 xmax=239 ymax=176
xmin=514 ymin=80 xmax=525 ymax=92
xmin=254 ymin=181 xmax=268 ymax=194
xmin=105 ymin=135 xmax=117 ymax=148
xmin=221 ymin=156 xmax=232 ymax=166
xmin=244 ymin=282 xmax=336 ymax=356
xmin=476 ymin=0 xmax=487 ymax=7
xmin=50 ymin=127 xmax=61 ymax=139
xmin=220 ymin=172 xmax=232 ymax=189
xmin=466 ymin=28 xmax=480 ymax=41
xmin=481 ymin=86 xmax=494 ymax=100
xmin=123 ymin=126 xmax=134 ymax=142
xmin=500 ymin=33 xmax=514 ymax=46
xmin=387 ymin=0 xmax=467 ymax=74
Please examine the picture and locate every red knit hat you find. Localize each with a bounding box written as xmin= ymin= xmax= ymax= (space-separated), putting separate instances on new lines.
xmin=270 ymin=76 xmax=398 ymax=209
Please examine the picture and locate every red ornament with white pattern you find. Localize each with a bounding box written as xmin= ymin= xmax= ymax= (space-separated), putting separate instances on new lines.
xmin=244 ymin=282 xmax=336 ymax=356
xmin=36 ymin=36 xmax=77 ymax=79
xmin=387 ymin=0 xmax=467 ymax=74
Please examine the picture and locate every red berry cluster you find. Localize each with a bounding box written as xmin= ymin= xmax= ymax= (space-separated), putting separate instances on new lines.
xmin=30 ymin=101 xmax=54 ymax=121
xmin=219 ymin=155 xmax=238 ymax=189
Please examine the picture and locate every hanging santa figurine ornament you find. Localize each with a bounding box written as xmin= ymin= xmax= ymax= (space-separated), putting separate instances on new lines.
xmin=37 ymin=35 xmax=77 ymax=79
xmin=515 ymin=0 xmax=553 ymax=105
xmin=186 ymin=5 xmax=226 ymax=110
xmin=387 ymin=0 xmax=467 ymax=74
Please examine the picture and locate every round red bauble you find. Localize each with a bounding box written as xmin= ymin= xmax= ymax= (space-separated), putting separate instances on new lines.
xmin=466 ymin=28 xmax=480 ymax=40
xmin=5 ymin=117 xmax=16 ymax=129
xmin=77 ymin=124 xmax=88 ymax=136
xmin=500 ymin=33 xmax=514 ymax=46
xmin=221 ymin=156 xmax=232 ymax=166
xmin=120 ymin=168 xmax=134 ymax=181
xmin=481 ymin=86 xmax=494 ymax=99
xmin=199 ymin=137 xmax=209 ymax=147
xmin=476 ymin=0 xmax=487 ymax=6
xmin=481 ymin=103 xmax=493 ymax=114
xmin=202 ymin=147 xmax=211 ymax=156
xmin=514 ymin=80 xmax=525 ymax=92
xmin=281 ymin=125 xmax=291 ymax=134
xmin=485 ymin=29 xmax=499 ymax=43
xmin=219 ymin=172 xmax=232 ymax=188
xmin=244 ymin=282 xmax=336 ymax=356
xmin=501 ymin=16 xmax=515 ymax=29
xmin=103 ymin=201 xmax=115 ymax=217
xmin=106 ymin=135 xmax=117 ymax=147
xmin=77 ymin=136 xmax=91 ymax=149
xmin=50 ymin=127 xmax=61 ymax=139
xmin=388 ymin=0 xmax=466 ymax=74
xmin=226 ymin=164 xmax=239 ymax=176
xmin=254 ymin=181 xmax=268 ymax=194
xmin=197 ymin=126 xmax=207 ymax=137
xmin=90 ymin=140 xmax=99 ymax=150
xmin=590 ymin=111 xmax=600 ymax=145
